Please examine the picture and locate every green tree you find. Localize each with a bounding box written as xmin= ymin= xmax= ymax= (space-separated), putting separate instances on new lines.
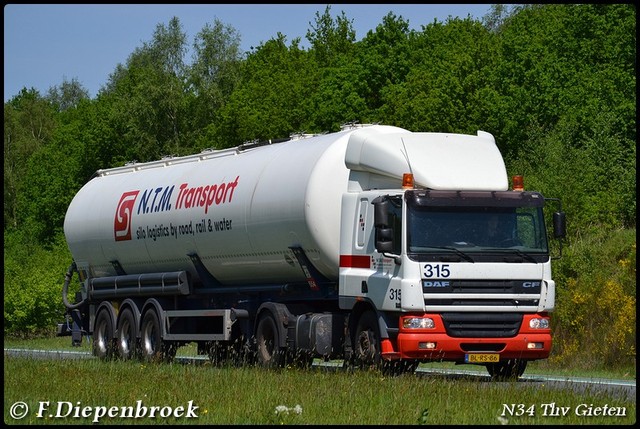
xmin=494 ymin=4 xmax=636 ymax=229
xmin=4 ymin=230 xmax=71 ymax=336
xmin=188 ymin=18 xmax=243 ymax=149
xmin=215 ymin=34 xmax=318 ymax=145
xmin=46 ymin=77 xmax=90 ymax=111
xmin=190 ymin=18 xmax=242 ymax=105
xmin=15 ymin=122 xmax=83 ymax=243
xmin=356 ymin=12 xmax=413 ymax=116
xmin=482 ymin=4 xmax=522 ymax=33
xmin=380 ymin=16 xmax=497 ymax=134
xmin=306 ymin=5 xmax=356 ymax=66
xmin=102 ymin=17 xmax=189 ymax=160
xmin=307 ymin=57 xmax=367 ymax=131
xmin=304 ymin=6 xmax=384 ymax=130
xmin=3 ymin=89 xmax=57 ymax=230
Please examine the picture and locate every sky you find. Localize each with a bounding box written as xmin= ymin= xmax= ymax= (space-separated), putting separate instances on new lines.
xmin=4 ymin=4 xmax=493 ymax=102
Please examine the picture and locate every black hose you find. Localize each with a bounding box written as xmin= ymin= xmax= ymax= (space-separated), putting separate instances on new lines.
xmin=62 ymin=261 xmax=85 ymax=310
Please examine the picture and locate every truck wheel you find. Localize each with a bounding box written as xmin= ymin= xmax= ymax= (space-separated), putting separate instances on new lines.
xmin=140 ymin=309 xmax=176 ymax=363
xmin=93 ymin=309 xmax=114 ymax=360
xmin=116 ymin=308 xmax=138 ymax=360
xmin=486 ymin=359 xmax=527 ymax=380
xmin=353 ymin=311 xmax=381 ymax=369
xmin=255 ymin=312 xmax=284 ymax=368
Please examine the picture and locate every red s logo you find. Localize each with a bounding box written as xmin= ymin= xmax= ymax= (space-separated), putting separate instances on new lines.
xmin=114 ymin=191 xmax=139 ymax=241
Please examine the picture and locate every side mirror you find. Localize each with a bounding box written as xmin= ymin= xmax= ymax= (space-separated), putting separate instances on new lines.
xmin=553 ymin=211 xmax=566 ymax=239
xmin=376 ymin=228 xmax=394 ymax=253
xmin=373 ymin=198 xmax=389 ymax=228
xmin=371 ymin=196 xmax=401 ymax=265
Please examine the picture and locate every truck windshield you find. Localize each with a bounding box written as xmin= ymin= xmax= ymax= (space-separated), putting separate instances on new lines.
xmin=405 ymin=191 xmax=549 ymax=263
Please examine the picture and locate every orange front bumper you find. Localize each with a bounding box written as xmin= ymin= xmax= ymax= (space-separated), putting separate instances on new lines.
xmin=381 ymin=313 xmax=552 ymax=362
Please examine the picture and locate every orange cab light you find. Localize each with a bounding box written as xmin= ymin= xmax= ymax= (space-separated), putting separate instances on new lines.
xmin=512 ymin=175 xmax=524 ymax=191
xmin=402 ymin=173 xmax=414 ymax=189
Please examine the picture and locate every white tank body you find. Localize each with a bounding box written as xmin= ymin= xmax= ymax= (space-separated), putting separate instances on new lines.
xmin=64 ymin=125 xmax=408 ymax=285
xmin=64 ymin=124 xmax=507 ymax=285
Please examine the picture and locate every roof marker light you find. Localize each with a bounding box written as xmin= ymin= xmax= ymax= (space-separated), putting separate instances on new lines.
xmin=402 ymin=173 xmax=414 ymax=189
xmin=512 ymin=175 xmax=524 ymax=191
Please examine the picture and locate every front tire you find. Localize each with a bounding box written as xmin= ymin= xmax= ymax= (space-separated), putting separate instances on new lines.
xmin=353 ymin=311 xmax=381 ymax=370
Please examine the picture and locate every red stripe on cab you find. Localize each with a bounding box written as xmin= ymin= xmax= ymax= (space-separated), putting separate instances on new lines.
xmin=340 ymin=255 xmax=371 ymax=268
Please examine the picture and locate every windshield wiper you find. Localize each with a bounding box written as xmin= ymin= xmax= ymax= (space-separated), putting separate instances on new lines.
xmin=508 ymin=248 xmax=538 ymax=263
xmin=482 ymin=247 xmax=538 ymax=263
xmin=424 ymin=246 xmax=475 ymax=263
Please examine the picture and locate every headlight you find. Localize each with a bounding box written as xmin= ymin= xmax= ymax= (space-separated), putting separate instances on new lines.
xmin=403 ymin=317 xmax=435 ymax=329
xmin=529 ymin=317 xmax=550 ymax=329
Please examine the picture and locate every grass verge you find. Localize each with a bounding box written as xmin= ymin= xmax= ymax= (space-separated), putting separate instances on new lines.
xmin=4 ymin=355 xmax=636 ymax=425
xmin=4 ymin=337 xmax=636 ymax=425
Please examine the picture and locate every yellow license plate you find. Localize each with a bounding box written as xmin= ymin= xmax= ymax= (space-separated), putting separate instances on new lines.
xmin=465 ymin=353 xmax=499 ymax=363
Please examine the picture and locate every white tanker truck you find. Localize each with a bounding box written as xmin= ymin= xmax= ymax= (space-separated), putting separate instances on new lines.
xmin=60 ymin=123 xmax=566 ymax=378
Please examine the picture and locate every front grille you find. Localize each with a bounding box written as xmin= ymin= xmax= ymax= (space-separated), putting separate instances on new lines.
xmin=422 ymin=279 xmax=541 ymax=294
xmin=425 ymin=298 xmax=539 ymax=306
xmin=422 ymin=279 xmax=541 ymax=308
xmin=441 ymin=312 xmax=522 ymax=338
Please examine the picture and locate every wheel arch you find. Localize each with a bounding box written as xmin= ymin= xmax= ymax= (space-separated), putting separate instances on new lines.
xmin=347 ymin=299 xmax=390 ymax=342
xmin=117 ymin=299 xmax=142 ymax=338
xmin=94 ymin=301 xmax=117 ymax=335
xmin=255 ymin=302 xmax=293 ymax=349
xmin=140 ymin=298 xmax=167 ymax=338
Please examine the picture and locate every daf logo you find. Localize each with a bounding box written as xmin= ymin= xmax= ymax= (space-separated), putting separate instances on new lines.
xmin=522 ymin=281 xmax=541 ymax=288
xmin=424 ymin=281 xmax=450 ymax=288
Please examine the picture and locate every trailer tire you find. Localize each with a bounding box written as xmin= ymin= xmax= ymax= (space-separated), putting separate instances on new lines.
xmin=140 ymin=309 xmax=176 ymax=363
xmin=93 ymin=309 xmax=114 ymax=360
xmin=353 ymin=311 xmax=381 ymax=369
xmin=116 ymin=308 xmax=138 ymax=360
xmin=255 ymin=312 xmax=284 ymax=368
xmin=486 ymin=359 xmax=527 ymax=380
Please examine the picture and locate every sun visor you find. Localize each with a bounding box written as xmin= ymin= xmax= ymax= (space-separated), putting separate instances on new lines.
xmin=345 ymin=130 xmax=508 ymax=191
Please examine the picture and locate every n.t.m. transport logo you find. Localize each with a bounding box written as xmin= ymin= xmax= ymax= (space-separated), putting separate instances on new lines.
xmin=113 ymin=176 xmax=239 ymax=242
xmin=114 ymin=191 xmax=140 ymax=241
